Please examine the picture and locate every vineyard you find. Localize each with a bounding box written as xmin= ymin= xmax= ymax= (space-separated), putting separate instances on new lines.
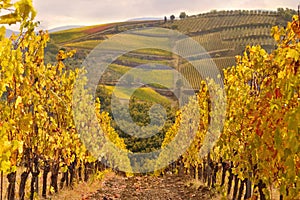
xmin=156 ymin=18 xmax=300 ymax=199
xmin=171 ymin=13 xmax=277 ymax=32
xmin=191 ymin=33 xmax=233 ymax=52
xmin=45 ymin=8 xmax=290 ymax=94
xmin=0 ymin=1 xmax=300 ymax=200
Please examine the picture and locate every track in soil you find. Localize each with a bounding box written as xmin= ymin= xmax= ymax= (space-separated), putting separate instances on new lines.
xmin=85 ymin=174 xmax=217 ymax=200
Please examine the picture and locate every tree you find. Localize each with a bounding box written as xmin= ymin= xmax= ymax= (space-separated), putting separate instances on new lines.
xmin=179 ymin=12 xmax=187 ymax=19
xmin=277 ymin=7 xmax=297 ymax=25
xmin=170 ymin=15 xmax=175 ymax=22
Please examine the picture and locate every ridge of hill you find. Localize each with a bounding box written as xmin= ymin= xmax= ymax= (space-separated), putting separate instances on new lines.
xmin=127 ymin=17 xmax=162 ymax=21
xmin=48 ymin=25 xmax=85 ymax=33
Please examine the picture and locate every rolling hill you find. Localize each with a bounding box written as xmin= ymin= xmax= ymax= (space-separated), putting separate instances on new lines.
xmin=48 ymin=9 xmax=293 ymax=97
xmin=46 ymin=8 xmax=295 ymax=154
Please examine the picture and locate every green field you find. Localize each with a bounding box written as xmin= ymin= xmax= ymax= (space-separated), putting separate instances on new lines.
xmin=107 ymin=64 xmax=174 ymax=88
xmin=50 ymin=26 xmax=96 ymax=43
xmin=134 ymin=48 xmax=173 ymax=57
xmin=104 ymin=85 xmax=171 ymax=104
xmin=50 ymin=24 xmax=115 ymax=44
xmin=64 ymin=40 xmax=103 ymax=49
xmin=116 ymin=54 xmax=172 ymax=66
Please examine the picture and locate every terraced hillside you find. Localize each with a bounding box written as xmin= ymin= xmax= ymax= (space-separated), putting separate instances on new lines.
xmin=49 ymin=9 xmax=291 ymax=92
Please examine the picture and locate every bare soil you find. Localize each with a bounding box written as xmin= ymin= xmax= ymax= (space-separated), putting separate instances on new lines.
xmin=84 ymin=173 xmax=218 ymax=200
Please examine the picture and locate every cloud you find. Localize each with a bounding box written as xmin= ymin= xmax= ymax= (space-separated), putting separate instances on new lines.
xmin=31 ymin=0 xmax=297 ymax=29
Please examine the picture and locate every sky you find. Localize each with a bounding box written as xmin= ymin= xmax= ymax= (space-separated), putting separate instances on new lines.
xmin=8 ymin=0 xmax=299 ymax=30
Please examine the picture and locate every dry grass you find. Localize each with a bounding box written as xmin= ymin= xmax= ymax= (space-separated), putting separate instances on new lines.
xmin=48 ymin=179 xmax=102 ymax=200
xmin=185 ymin=179 xmax=223 ymax=200
xmin=48 ymin=171 xmax=115 ymax=200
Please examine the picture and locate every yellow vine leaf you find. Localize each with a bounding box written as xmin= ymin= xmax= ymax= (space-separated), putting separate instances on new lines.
xmin=14 ymin=96 xmax=22 ymax=109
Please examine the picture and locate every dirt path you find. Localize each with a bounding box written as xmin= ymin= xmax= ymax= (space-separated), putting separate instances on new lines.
xmin=85 ymin=174 xmax=217 ymax=200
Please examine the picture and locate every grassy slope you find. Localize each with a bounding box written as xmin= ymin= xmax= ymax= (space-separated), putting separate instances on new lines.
xmin=105 ymin=85 xmax=171 ymax=104
xmin=50 ymin=23 xmax=115 ymax=44
xmin=109 ymin=64 xmax=173 ymax=84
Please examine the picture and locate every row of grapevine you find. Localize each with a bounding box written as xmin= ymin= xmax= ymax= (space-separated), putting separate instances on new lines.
xmin=214 ymin=57 xmax=236 ymax=72
xmin=174 ymin=18 xmax=210 ymax=33
xmin=221 ymin=26 xmax=272 ymax=40
xmin=0 ymin=1 xmax=131 ymax=199
xmin=158 ymin=17 xmax=300 ymax=199
xmin=195 ymin=10 xmax=278 ymax=17
xmin=173 ymin=15 xmax=277 ymax=33
xmin=179 ymin=63 xmax=202 ymax=89
xmin=233 ymin=37 xmax=276 ymax=47
xmin=192 ymin=33 xmax=233 ymax=52
xmin=178 ymin=57 xmax=235 ymax=90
